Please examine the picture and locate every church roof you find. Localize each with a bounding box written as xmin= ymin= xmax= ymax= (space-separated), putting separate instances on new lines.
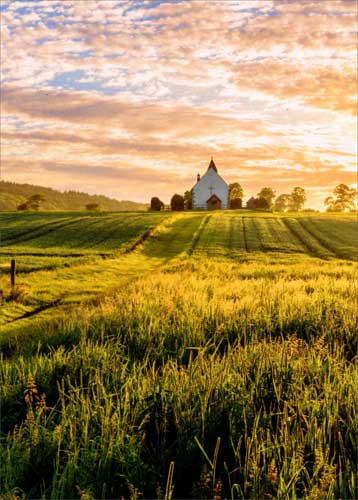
xmin=207 ymin=157 xmax=218 ymax=172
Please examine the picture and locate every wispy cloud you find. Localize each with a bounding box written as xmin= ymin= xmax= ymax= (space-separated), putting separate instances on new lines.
xmin=1 ymin=0 xmax=356 ymax=206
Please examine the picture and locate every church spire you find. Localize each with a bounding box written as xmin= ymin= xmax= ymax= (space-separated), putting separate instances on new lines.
xmin=208 ymin=157 xmax=218 ymax=172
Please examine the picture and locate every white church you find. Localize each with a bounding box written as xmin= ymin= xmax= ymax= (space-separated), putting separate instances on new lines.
xmin=192 ymin=158 xmax=229 ymax=210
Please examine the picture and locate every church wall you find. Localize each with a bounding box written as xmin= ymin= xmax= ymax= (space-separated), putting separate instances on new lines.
xmin=192 ymin=168 xmax=229 ymax=209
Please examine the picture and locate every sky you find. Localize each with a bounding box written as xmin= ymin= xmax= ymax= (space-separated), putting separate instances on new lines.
xmin=1 ymin=0 xmax=357 ymax=207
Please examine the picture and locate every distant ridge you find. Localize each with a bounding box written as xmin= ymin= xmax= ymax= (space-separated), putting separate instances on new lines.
xmin=0 ymin=181 xmax=148 ymax=212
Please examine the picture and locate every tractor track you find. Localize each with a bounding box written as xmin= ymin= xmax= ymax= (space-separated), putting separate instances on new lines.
xmin=2 ymin=217 xmax=83 ymax=245
xmin=296 ymin=219 xmax=339 ymax=258
xmin=6 ymin=296 xmax=65 ymax=324
xmin=187 ymin=215 xmax=210 ymax=255
xmin=242 ymin=217 xmax=249 ymax=252
xmin=125 ymin=228 xmax=154 ymax=253
xmin=2 ymin=215 xmax=201 ymax=336
xmin=282 ymin=218 xmax=326 ymax=258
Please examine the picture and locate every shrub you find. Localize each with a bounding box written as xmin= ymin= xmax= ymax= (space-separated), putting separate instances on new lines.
xmin=17 ymin=202 xmax=29 ymax=211
xmin=230 ymin=198 xmax=242 ymax=209
xmin=85 ymin=203 xmax=100 ymax=211
xmin=150 ymin=197 xmax=164 ymax=211
xmin=170 ymin=194 xmax=184 ymax=211
xmin=255 ymin=197 xmax=270 ymax=209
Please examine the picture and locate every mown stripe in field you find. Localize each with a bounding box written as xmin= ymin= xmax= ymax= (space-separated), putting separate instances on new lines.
xmin=191 ymin=215 xmax=313 ymax=257
xmin=297 ymin=218 xmax=338 ymax=256
xmin=125 ymin=227 xmax=155 ymax=253
xmin=191 ymin=213 xmax=235 ymax=257
xmin=242 ymin=217 xmax=249 ymax=252
xmin=2 ymin=215 xmax=205 ymax=329
xmin=25 ymin=216 xmax=125 ymax=250
xmin=3 ymin=216 xmax=120 ymax=249
xmin=252 ymin=218 xmax=268 ymax=251
xmin=0 ymin=254 xmax=94 ymax=275
xmin=1 ymin=216 xmax=78 ymax=245
xmin=2 ymin=213 xmax=169 ymax=256
xmin=298 ymin=218 xmax=358 ymax=260
xmin=228 ymin=215 xmax=234 ymax=250
xmin=243 ymin=218 xmax=262 ymax=251
xmin=0 ymin=250 xmax=87 ymax=258
xmin=282 ymin=218 xmax=333 ymax=259
xmin=6 ymin=296 xmax=64 ymax=325
xmin=56 ymin=214 xmax=153 ymax=250
xmin=142 ymin=214 xmax=205 ymax=259
xmin=229 ymin=216 xmax=246 ymax=252
xmin=253 ymin=218 xmax=305 ymax=253
xmin=188 ymin=215 xmax=210 ymax=255
xmin=313 ymin=217 xmax=358 ymax=245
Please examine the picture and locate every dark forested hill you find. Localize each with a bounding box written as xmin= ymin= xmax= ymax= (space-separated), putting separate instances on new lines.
xmin=0 ymin=181 xmax=147 ymax=211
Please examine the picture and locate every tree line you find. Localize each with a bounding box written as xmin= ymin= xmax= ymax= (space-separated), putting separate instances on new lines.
xmin=8 ymin=182 xmax=357 ymax=212
xmin=150 ymin=183 xmax=356 ymax=212
xmin=1 ymin=181 xmax=146 ymax=212
xmin=17 ymin=194 xmax=104 ymax=212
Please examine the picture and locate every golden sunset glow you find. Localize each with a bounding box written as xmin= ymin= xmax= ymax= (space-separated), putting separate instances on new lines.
xmin=1 ymin=0 xmax=357 ymax=208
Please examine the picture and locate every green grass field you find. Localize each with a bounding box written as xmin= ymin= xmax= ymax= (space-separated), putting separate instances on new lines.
xmin=1 ymin=211 xmax=357 ymax=499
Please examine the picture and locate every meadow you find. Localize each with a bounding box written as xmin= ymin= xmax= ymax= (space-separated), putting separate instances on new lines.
xmin=0 ymin=211 xmax=357 ymax=499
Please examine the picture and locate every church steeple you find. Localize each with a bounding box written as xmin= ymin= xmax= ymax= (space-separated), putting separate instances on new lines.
xmin=207 ymin=156 xmax=218 ymax=172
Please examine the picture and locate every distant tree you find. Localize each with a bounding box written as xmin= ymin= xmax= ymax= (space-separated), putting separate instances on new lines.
xmin=246 ymin=197 xmax=270 ymax=209
xmin=28 ymin=194 xmax=46 ymax=203
xmin=257 ymin=187 xmax=275 ymax=208
xmin=85 ymin=203 xmax=100 ymax=211
xmin=254 ymin=197 xmax=270 ymax=209
xmin=230 ymin=198 xmax=242 ymax=209
xmin=274 ymin=194 xmax=290 ymax=212
xmin=27 ymin=194 xmax=46 ymax=210
xmin=17 ymin=202 xmax=29 ymax=211
xmin=184 ymin=190 xmax=192 ymax=210
xmin=229 ymin=182 xmax=244 ymax=209
xmin=150 ymin=197 xmax=164 ymax=211
xmin=246 ymin=197 xmax=256 ymax=210
xmin=288 ymin=187 xmax=306 ymax=211
xmin=170 ymin=194 xmax=184 ymax=211
xmin=16 ymin=194 xmax=46 ymax=211
xmin=324 ymin=184 xmax=357 ymax=212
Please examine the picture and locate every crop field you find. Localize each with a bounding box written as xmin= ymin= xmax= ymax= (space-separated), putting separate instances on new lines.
xmin=0 ymin=211 xmax=357 ymax=499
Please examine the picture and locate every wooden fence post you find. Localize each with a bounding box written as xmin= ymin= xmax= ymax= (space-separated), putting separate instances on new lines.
xmin=11 ymin=259 xmax=16 ymax=287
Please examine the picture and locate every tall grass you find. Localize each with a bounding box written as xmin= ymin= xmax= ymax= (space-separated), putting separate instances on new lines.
xmin=1 ymin=256 xmax=357 ymax=499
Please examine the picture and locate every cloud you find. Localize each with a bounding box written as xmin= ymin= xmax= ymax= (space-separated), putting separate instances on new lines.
xmin=1 ymin=84 xmax=280 ymax=141
xmin=229 ymin=60 xmax=357 ymax=114
xmin=1 ymin=0 xmax=356 ymax=209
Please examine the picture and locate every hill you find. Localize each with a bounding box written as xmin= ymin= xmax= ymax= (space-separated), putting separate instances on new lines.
xmin=0 ymin=181 xmax=147 ymax=211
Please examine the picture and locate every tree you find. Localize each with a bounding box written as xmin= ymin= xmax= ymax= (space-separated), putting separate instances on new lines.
xmin=230 ymin=198 xmax=242 ymax=209
xmin=229 ymin=182 xmax=244 ymax=209
xmin=170 ymin=194 xmax=184 ymax=211
xmin=246 ymin=196 xmax=270 ymax=210
xmin=150 ymin=197 xmax=164 ymax=211
xmin=257 ymin=187 xmax=275 ymax=208
xmin=274 ymin=194 xmax=290 ymax=212
xmin=324 ymin=184 xmax=357 ymax=212
xmin=85 ymin=203 xmax=100 ymax=211
xmin=27 ymin=194 xmax=46 ymax=210
xmin=288 ymin=187 xmax=306 ymax=211
xmin=184 ymin=190 xmax=192 ymax=209
xmin=17 ymin=202 xmax=29 ymax=211
xmin=17 ymin=194 xmax=46 ymax=211
xmin=28 ymin=194 xmax=46 ymax=203
xmin=255 ymin=197 xmax=270 ymax=209
xmin=246 ymin=197 xmax=256 ymax=210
